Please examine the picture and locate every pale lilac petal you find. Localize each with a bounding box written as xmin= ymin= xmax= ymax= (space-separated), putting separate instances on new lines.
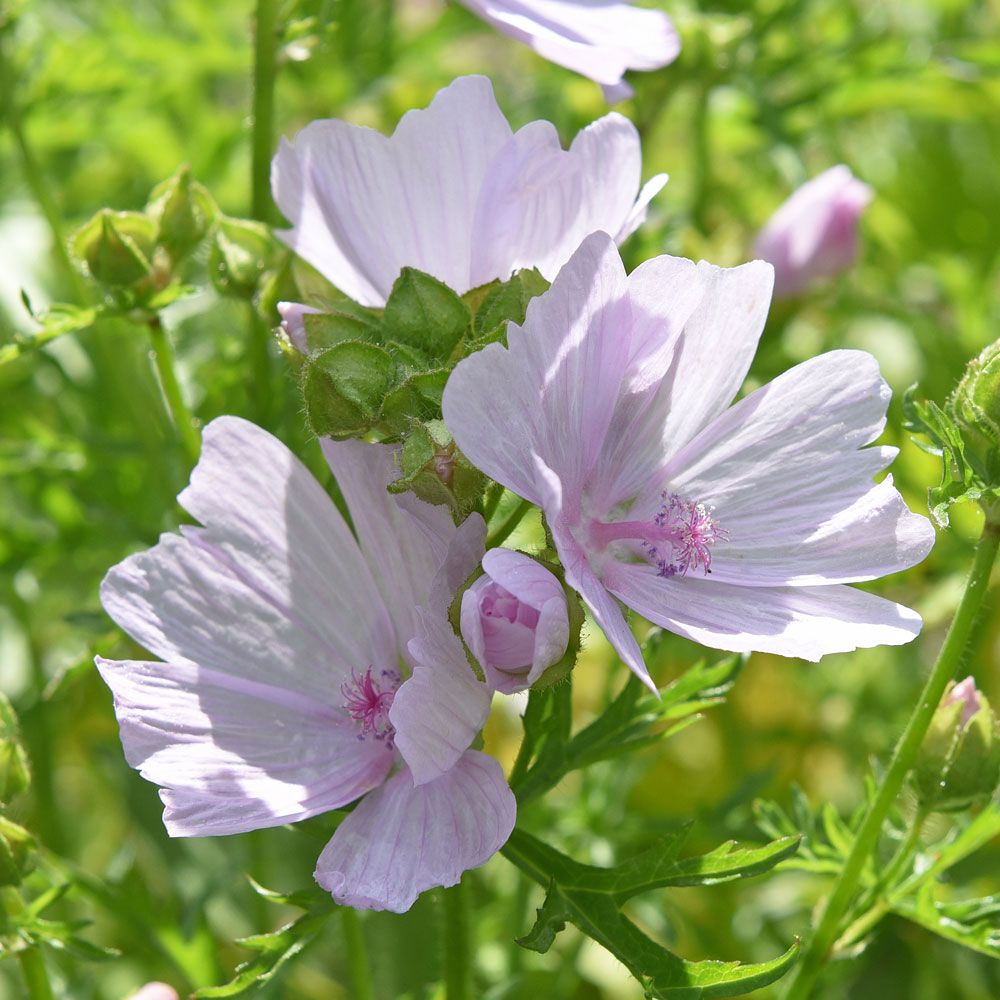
xmin=425 ymin=513 xmax=488 ymax=616
xmin=755 ymin=165 xmax=873 ymax=297
xmin=529 ymin=596 xmax=571 ymax=684
xmin=148 ymin=416 xmax=395 ymax=681
xmin=662 ymin=351 xmax=935 ymax=585
xmin=315 ymin=751 xmax=515 ymax=912
xmin=480 ymin=547 xmax=564 ymax=609
xmin=96 ymin=658 xmax=391 ymax=836
xmin=607 ymin=567 xmax=923 ymax=661
xmin=128 ymin=984 xmax=179 ymax=1000
xmin=650 ymin=258 xmax=775 ymax=465
xmin=391 ymin=611 xmax=491 ymax=785
xmin=471 ymin=114 xmax=662 ymax=285
xmin=320 ymin=439 xmax=463 ymax=653
xmin=445 ymin=232 xmax=632 ymax=502
xmin=273 ymin=76 xmax=513 ymax=305
xmin=458 ymin=0 xmax=680 ymax=91
xmin=602 ymin=79 xmax=634 ymax=105
xmin=616 ymin=172 xmax=668 ymax=243
xmin=277 ymin=301 xmax=320 ymax=353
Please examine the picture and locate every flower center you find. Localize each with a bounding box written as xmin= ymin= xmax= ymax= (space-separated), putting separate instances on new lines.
xmin=341 ymin=667 xmax=400 ymax=747
xmin=590 ymin=492 xmax=727 ymax=578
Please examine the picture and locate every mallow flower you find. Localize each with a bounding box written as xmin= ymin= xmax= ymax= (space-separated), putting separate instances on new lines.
xmin=443 ymin=232 xmax=935 ymax=689
xmin=97 ymin=417 xmax=514 ymax=912
xmin=460 ymin=549 xmax=570 ymax=693
xmin=272 ymin=74 xmax=666 ymax=339
xmin=456 ymin=0 xmax=680 ymax=103
xmin=754 ymin=165 xmax=873 ymax=298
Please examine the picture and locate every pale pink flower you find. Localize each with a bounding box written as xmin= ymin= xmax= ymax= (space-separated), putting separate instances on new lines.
xmin=457 ymin=1 xmax=680 ymax=102
xmin=272 ymin=75 xmax=665 ymax=339
xmin=754 ymin=165 xmax=873 ymax=298
xmin=443 ymin=233 xmax=934 ymax=688
xmin=460 ymin=549 xmax=570 ymax=693
xmin=97 ymin=418 xmax=513 ymax=912
xmin=127 ymin=985 xmax=179 ymax=1000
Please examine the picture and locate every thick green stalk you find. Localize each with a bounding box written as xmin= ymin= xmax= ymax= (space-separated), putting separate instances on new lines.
xmin=442 ymin=877 xmax=472 ymax=1000
xmin=148 ymin=316 xmax=200 ymax=464
xmin=251 ymin=0 xmax=278 ymax=223
xmin=341 ymin=908 xmax=374 ymax=1000
xmin=487 ymin=498 xmax=532 ymax=548
xmin=783 ymin=520 xmax=1000 ymax=1000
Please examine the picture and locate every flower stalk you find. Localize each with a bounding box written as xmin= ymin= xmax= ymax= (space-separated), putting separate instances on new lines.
xmin=341 ymin=908 xmax=374 ymax=1000
xmin=147 ymin=316 xmax=200 ymax=464
xmin=783 ymin=517 xmax=1000 ymax=1000
xmin=443 ymin=877 xmax=473 ymax=1000
xmin=2 ymin=889 xmax=55 ymax=1000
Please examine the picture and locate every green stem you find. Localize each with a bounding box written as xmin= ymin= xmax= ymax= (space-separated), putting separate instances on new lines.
xmin=442 ymin=877 xmax=472 ymax=1000
xmin=148 ymin=316 xmax=200 ymax=463
xmin=251 ymin=0 xmax=278 ymax=223
xmin=690 ymin=82 xmax=712 ymax=233
xmin=482 ymin=482 xmax=505 ymax=524
xmin=783 ymin=520 xmax=1000 ymax=1000
xmin=2 ymin=890 xmax=55 ymax=1000
xmin=879 ymin=807 xmax=929 ymax=893
xmin=487 ymin=498 xmax=532 ymax=549
xmin=341 ymin=908 xmax=374 ymax=1000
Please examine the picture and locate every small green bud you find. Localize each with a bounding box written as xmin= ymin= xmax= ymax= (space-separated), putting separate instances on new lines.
xmin=914 ymin=678 xmax=1000 ymax=812
xmin=0 ymin=816 xmax=36 ymax=886
xmin=72 ymin=209 xmax=157 ymax=287
xmin=0 ymin=694 xmax=30 ymax=804
xmin=952 ymin=339 xmax=1000 ymax=450
xmin=147 ymin=164 xmax=217 ymax=262
xmin=209 ymin=217 xmax=277 ymax=300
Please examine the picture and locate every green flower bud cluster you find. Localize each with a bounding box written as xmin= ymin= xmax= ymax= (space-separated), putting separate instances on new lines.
xmin=299 ymin=266 xmax=547 ymax=518
xmin=914 ymin=678 xmax=1000 ymax=812
xmin=952 ymin=340 xmax=1000 ymax=452
xmin=71 ymin=165 xmax=218 ymax=309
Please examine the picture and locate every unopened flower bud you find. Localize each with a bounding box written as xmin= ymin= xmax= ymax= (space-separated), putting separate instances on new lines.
xmin=72 ymin=209 xmax=157 ymax=288
xmin=209 ymin=217 xmax=277 ymax=300
xmin=0 ymin=816 xmax=36 ymax=887
xmin=754 ymin=165 xmax=872 ymax=298
xmin=0 ymin=693 xmax=30 ymax=804
xmin=951 ymin=339 xmax=1000 ymax=452
xmin=460 ymin=550 xmax=569 ymax=693
xmin=128 ymin=984 xmax=180 ymax=1000
xmin=914 ymin=677 xmax=1000 ymax=812
xmin=147 ymin=164 xmax=217 ymax=263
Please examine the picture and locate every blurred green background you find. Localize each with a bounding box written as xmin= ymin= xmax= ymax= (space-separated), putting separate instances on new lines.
xmin=1 ymin=0 xmax=999 ymax=996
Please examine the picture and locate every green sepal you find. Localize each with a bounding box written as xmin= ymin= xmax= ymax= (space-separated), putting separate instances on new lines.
xmin=72 ymin=209 xmax=157 ymax=287
xmin=382 ymin=267 xmax=471 ymax=359
xmin=146 ymin=164 xmax=218 ymax=262
xmin=301 ymin=341 xmax=397 ymax=439
xmin=304 ymin=310 xmax=381 ymax=352
xmin=0 ymin=693 xmax=30 ymax=803
xmin=472 ymin=267 xmax=548 ymax=339
xmin=209 ymin=217 xmax=278 ymax=300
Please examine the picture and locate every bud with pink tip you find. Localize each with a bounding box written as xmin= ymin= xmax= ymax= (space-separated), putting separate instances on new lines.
xmin=754 ymin=165 xmax=872 ymax=298
xmin=127 ymin=984 xmax=179 ymax=1000
xmin=460 ymin=550 xmax=570 ymax=694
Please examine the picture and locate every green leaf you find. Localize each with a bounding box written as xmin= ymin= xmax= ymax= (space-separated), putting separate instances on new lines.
xmin=300 ymin=341 xmax=397 ymax=438
xmin=504 ymin=829 xmax=798 ymax=998
xmin=194 ymin=903 xmax=336 ymax=997
xmin=893 ymin=885 xmax=1000 ymax=959
xmin=382 ymin=267 xmax=470 ymax=359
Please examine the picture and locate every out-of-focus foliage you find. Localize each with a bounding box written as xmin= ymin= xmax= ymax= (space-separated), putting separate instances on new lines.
xmin=1 ymin=0 xmax=999 ymax=997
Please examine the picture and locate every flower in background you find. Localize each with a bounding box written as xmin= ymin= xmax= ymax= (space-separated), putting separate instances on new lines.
xmin=460 ymin=549 xmax=570 ymax=693
xmin=444 ymin=233 xmax=934 ymax=689
xmin=754 ymin=165 xmax=873 ymax=298
xmin=127 ymin=985 xmax=179 ymax=1000
xmin=272 ymin=74 xmax=666 ymax=340
xmin=456 ymin=0 xmax=680 ymax=103
xmin=97 ymin=417 xmax=513 ymax=913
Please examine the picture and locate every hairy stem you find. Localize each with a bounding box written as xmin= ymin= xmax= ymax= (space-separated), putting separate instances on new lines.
xmin=341 ymin=908 xmax=374 ymax=1000
xmin=148 ymin=316 xmax=200 ymax=463
xmin=251 ymin=0 xmax=278 ymax=223
xmin=783 ymin=520 xmax=1000 ymax=1000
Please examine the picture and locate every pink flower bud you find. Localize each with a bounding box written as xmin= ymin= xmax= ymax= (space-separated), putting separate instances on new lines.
xmin=128 ymin=984 xmax=179 ymax=1000
xmin=277 ymin=300 xmax=321 ymax=353
xmin=943 ymin=676 xmax=983 ymax=730
xmin=753 ymin=165 xmax=872 ymax=298
xmin=460 ymin=549 xmax=569 ymax=693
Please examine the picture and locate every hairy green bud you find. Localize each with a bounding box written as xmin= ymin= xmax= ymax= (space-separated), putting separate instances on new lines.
xmin=0 ymin=694 xmax=29 ymax=804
